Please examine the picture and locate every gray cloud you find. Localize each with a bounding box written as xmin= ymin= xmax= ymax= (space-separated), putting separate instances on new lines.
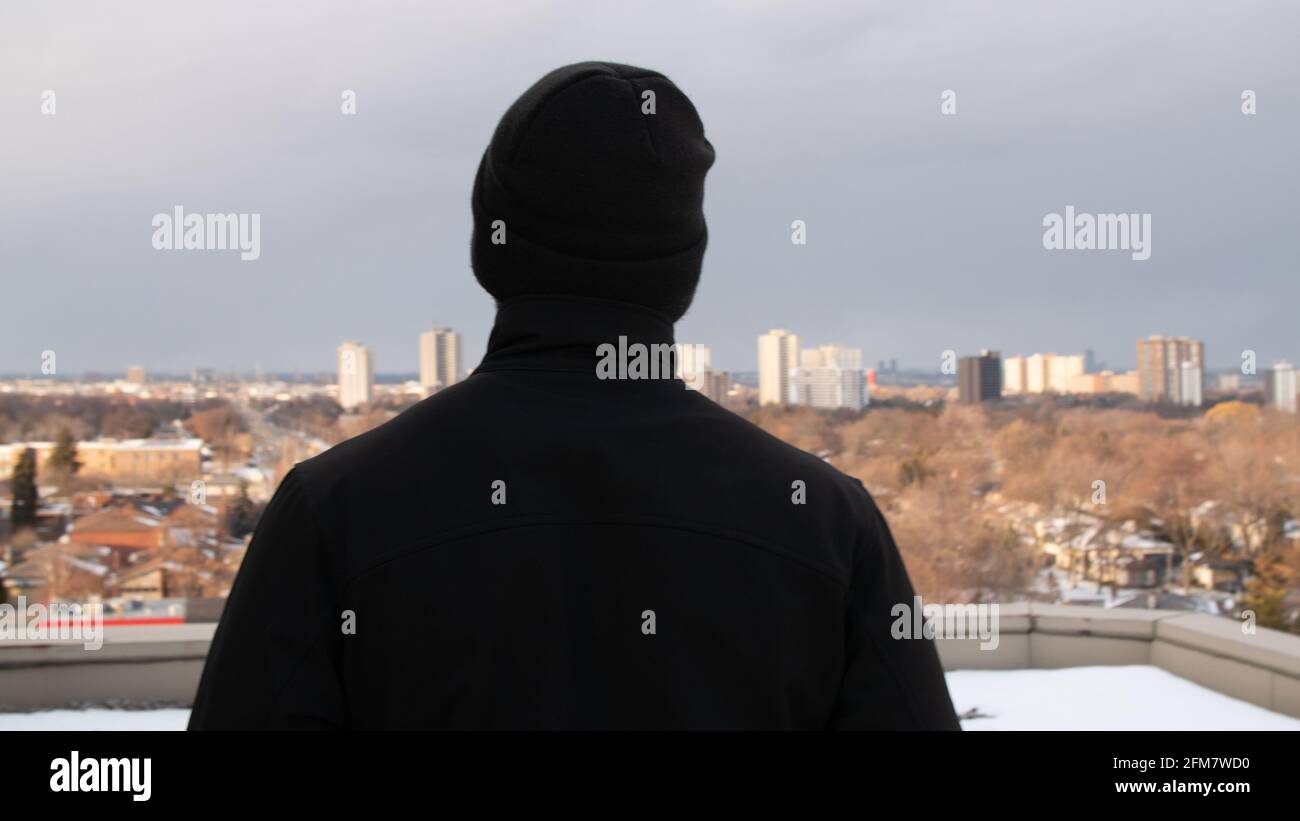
xmin=1 ymin=0 xmax=1296 ymax=375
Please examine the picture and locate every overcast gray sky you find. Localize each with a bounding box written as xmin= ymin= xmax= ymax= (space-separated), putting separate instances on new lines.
xmin=2 ymin=0 xmax=1296 ymax=376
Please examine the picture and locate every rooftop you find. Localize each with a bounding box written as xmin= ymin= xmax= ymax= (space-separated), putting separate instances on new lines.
xmin=3 ymin=603 xmax=1299 ymax=728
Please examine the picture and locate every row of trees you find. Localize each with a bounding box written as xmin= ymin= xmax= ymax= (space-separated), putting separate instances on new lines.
xmin=258 ymin=395 xmax=411 ymax=445
xmin=745 ymin=401 xmax=1300 ymax=628
xmin=0 ymin=395 xmax=191 ymax=442
xmin=184 ymin=404 xmax=249 ymax=468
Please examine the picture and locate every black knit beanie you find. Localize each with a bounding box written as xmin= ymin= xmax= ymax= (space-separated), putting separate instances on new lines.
xmin=471 ymin=61 xmax=715 ymax=322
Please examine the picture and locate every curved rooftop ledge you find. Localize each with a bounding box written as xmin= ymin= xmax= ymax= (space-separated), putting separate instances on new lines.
xmin=1 ymin=605 xmax=1298 ymax=720
xmin=935 ymin=603 xmax=1300 ymax=719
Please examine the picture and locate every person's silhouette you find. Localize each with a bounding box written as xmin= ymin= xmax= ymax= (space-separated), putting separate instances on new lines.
xmin=189 ymin=61 xmax=959 ymax=730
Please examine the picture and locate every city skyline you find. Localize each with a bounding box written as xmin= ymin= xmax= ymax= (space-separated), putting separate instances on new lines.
xmin=0 ymin=325 xmax=1263 ymax=381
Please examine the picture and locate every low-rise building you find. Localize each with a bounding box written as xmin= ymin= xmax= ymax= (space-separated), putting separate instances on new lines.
xmin=0 ymin=438 xmax=204 ymax=485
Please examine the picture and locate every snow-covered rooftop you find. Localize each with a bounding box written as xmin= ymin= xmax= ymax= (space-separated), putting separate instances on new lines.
xmin=1 ymin=666 xmax=1297 ymax=730
xmin=950 ymin=665 xmax=1300 ymax=731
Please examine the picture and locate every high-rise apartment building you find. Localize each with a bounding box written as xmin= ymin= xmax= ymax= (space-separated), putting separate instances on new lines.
xmin=789 ymin=343 xmax=866 ymax=410
xmin=958 ymin=350 xmax=1002 ymax=404
xmin=337 ymin=340 xmax=374 ymax=411
xmin=1048 ymin=355 xmax=1086 ymax=391
xmin=698 ymin=370 xmax=732 ymax=405
xmin=1265 ymin=361 xmax=1297 ymax=413
xmin=791 ymin=366 xmax=867 ymax=410
xmin=757 ymin=329 xmax=799 ymax=405
xmin=1136 ymin=335 xmax=1204 ymax=406
xmin=419 ymin=328 xmax=462 ymax=395
xmin=1025 ymin=353 xmax=1049 ymax=393
xmin=1004 ymin=356 xmax=1027 ymax=394
xmin=1004 ymin=353 xmax=1085 ymax=395
xmin=1178 ymin=361 xmax=1203 ymax=407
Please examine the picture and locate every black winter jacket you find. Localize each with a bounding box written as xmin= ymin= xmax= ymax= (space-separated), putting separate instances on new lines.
xmin=188 ymin=295 xmax=959 ymax=730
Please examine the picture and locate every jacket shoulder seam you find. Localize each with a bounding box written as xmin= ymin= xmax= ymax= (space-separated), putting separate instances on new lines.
xmin=341 ymin=512 xmax=851 ymax=592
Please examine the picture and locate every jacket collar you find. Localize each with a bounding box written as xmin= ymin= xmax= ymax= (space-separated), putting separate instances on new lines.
xmin=475 ymin=294 xmax=677 ymax=374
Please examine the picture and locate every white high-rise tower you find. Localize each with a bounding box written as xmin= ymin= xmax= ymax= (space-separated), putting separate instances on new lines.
xmin=337 ymin=341 xmax=374 ymax=411
xmin=420 ymin=328 xmax=462 ymax=395
xmin=757 ymin=329 xmax=800 ymax=405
